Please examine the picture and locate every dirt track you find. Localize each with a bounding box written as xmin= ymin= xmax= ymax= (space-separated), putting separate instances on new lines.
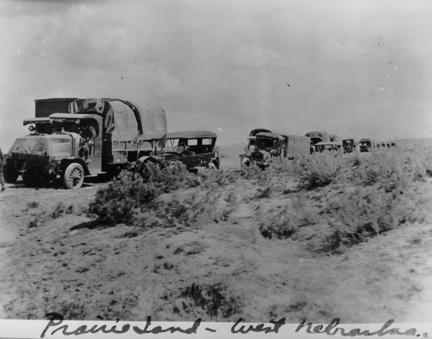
xmin=1 ymin=175 xmax=432 ymax=321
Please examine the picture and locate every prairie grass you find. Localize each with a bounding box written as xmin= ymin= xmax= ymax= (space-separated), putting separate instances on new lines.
xmin=7 ymin=144 xmax=432 ymax=322
xmin=258 ymin=147 xmax=432 ymax=252
xmin=88 ymin=147 xmax=432 ymax=252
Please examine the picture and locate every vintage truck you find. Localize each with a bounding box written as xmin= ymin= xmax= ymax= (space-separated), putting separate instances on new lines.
xmin=359 ymin=138 xmax=376 ymax=152
xmin=240 ymin=129 xmax=310 ymax=168
xmin=342 ymin=138 xmax=357 ymax=153
xmin=305 ymin=130 xmax=331 ymax=153
xmin=5 ymin=98 xmax=167 ymax=188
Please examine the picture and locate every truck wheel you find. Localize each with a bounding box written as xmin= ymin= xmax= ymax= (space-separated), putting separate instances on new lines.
xmin=63 ymin=163 xmax=84 ymax=189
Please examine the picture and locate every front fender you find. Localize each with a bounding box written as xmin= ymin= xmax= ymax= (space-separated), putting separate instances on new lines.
xmin=137 ymin=155 xmax=152 ymax=164
xmin=136 ymin=155 xmax=151 ymax=169
xmin=60 ymin=158 xmax=90 ymax=175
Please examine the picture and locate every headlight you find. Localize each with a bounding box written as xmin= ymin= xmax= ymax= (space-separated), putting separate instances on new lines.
xmin=47 ymin=162 xmax=58 ymax=175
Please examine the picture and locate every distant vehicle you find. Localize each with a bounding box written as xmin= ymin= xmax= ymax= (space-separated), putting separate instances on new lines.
xmin=342 ymin=138 xmax=356 ymax=153
xmin=142 ymin=130 xmax=220 ymax=172
xmin=359 ymin=138 xmax=376 ymax=152
xmin=241 ymin=129 xmax=310 ymax=168
xmin=5 ymin=98 xmax=167 ymax=188
xmin=315 ymin=141 xmax=342 ymax=152
xmin=305 ymin=130 xmax=332 ymax=153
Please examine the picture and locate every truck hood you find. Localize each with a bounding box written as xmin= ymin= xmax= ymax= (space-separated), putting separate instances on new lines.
xmin=9 ymin=134 xmax=73 ymax=157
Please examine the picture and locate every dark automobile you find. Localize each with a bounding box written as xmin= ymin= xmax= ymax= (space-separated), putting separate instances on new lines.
xmin=359 ymin=138 xmax=376 ymax=152
xmin=342 ymin=138 xmax=356 ymax=153
xmin=142 ymin=130 xmax=220 ymax=171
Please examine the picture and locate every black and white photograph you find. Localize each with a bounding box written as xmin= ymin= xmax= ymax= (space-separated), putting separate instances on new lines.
xmin=1 ymin=0 xmax=432 ymax=334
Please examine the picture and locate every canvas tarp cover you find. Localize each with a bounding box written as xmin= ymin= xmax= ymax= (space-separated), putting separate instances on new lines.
xmin=69 ymin=99 xmax=167 ymax=142
xmin=134 ymin=103 xmax=167 ymax=141
xmin=286 ymin=135 xmax=310 ymax=157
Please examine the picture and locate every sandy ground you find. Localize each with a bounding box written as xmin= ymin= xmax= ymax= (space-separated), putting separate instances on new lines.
xmin=1 ymin=173 xmax=432 ymax=322
xmin=0 ymin=181 xmax=97 ymax=318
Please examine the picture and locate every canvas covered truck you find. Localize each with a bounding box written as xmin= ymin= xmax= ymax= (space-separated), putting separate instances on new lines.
xmin=240 ymin=129 xmax=310 ymax=168
xmin=5 ymin=98 xmax=167 ymax=188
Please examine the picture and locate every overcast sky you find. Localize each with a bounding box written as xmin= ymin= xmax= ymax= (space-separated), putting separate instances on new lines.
xmin=1 ymin=0 xmax=432 ymax=148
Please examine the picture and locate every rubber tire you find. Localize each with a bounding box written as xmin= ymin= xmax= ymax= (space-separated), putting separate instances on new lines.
xmin=63 ymin=163 xmax=84 ymax=189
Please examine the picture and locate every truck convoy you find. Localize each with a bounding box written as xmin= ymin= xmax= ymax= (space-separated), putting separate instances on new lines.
xmin=5 ymin=98 xmax=167 ymax=188
xmin=240 ymin=128 xmax=310 ymax=168
xmin=5 ymin=99 xmax=401 ymax=186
